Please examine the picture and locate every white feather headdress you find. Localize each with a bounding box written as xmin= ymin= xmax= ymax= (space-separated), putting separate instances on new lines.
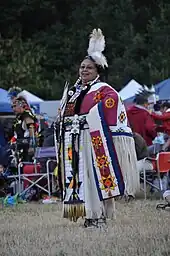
xmin=87 ymin=28 xmax=108 ymax=68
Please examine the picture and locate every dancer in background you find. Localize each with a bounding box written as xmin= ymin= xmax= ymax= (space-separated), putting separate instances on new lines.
xmin=57 ymin=28 xmax=139 ymax=227
xmin=11 ymin=96 xmax=38 ymax=162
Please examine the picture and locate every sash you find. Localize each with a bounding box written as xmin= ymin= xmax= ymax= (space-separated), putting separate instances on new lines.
xmin=86 ymin=102 xmax=125 ymax=200
xmin=62 ymin=118 xmax=85 ymax=221
xmin=63 ymin=130 xmax=85 ymax=202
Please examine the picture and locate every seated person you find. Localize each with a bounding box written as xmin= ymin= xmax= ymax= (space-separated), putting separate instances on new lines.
xmin=151 ymin=101 xmax=170 ymax=153
xmin=153 ymin=102 xmax=162 ymax=115
xmin=134 ymin=132 xmax=169 ymax=192
xmin=0 ymin=163 xmax=13 ymax=196
xmin=0 ymin=123 xmax=7 ymax=148
xmin=148 ymin=132 xmax=164 ymax=155
xmin=133 ymin=132 xmax=153 ymax=173
xmin=162 ymin=137 xmax=170 ymax=151
xmin=152 ymin=102 xmax=170 ymax=136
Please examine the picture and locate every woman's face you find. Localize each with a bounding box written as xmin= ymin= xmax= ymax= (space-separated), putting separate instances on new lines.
xmin=79 ymin=59 xmax=98 ymax=84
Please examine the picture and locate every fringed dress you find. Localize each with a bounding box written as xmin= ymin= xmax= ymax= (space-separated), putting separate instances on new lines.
xmin=59 ymin=81 xmax=140 ymax=222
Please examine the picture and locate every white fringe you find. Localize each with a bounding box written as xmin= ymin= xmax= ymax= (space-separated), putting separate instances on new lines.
xmin=112 ymin=136 xmax=140 ymax=197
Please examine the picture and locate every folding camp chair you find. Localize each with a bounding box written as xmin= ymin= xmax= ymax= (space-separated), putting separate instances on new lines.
xmin=141 ymin=152 xmax=170 ymax=199
xmin=35 ymin=147 xmax=57 ymax=194
xmin=9 ymin=147 xmax=57 ymax=197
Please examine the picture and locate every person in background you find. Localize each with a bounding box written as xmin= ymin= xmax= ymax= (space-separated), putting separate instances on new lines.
xmin=0 ymin=123 xmax=9 ymax=169
xmin=151 ymin=102 xmax=170 ymax=152
xmin=133 ymin=132 xmax=153 ymax=173
xmin=148 ymin=102 xmax=165 ymax=154
xmin=11 ymin=96 xmax=38 ymax=161
xmin=152 ymin=102 xmax=170 ymax=137
xmin=127 ymin=90 xmax=157 ymax=146
xmin=153 ymin=102 xmax=162 ymax=115
xmin=150 ymin=102 xmax=170 ymax=191
xmin=133 ymin=131 xmax=169 ymax=193
xmin=0 ymin=123 xmax=6 ymax=148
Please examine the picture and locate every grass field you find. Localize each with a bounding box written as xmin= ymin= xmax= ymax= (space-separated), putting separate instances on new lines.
xmin=0 ymin=200 xmax=170 ymax=256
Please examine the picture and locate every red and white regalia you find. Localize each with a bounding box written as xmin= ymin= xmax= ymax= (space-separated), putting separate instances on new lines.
xmin=60 ymin=81 xmax=139 ymax=221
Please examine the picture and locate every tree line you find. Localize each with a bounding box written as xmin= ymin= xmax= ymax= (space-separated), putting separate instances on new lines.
xmin=0 ymin=0 xmax=169 ymax=99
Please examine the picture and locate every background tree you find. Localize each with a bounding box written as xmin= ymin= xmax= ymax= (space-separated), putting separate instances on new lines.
xmin=0 ymin=36 xmax=51 ymax=99
xmin=0 ymin=0 xmax=169 ymax=99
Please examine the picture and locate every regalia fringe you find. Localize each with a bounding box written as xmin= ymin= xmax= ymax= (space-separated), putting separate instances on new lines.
xmin=62 ymin=203 xmax=86 ymax=222
xmin=112 ymin=136 xmax=140 ymax=197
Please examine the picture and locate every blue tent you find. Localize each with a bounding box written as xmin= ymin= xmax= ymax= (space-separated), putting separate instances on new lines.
xmin=0 ymin=88 xmax=13 ymax=113
xmin=155 ymin=78 xmax=170 ymax=101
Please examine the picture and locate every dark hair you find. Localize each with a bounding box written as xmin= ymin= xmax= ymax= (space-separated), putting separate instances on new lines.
xmin=153 ymin=103 xmax=161 ymax=112
xmin=161 ymin=102 xmax=170 ymax=109
xmin=83 ymin=56 xmax=108 ymax=82
xmin=134 ymin=95 xmax=148 ymax=105
xmin=13 ymin=96 xmax=30 ymax=111
xmin=16 ymin=96 xmax=27 ymax=102
xmin=134 ymin=89 xmax=152 ymax=105
xmin=14 ymin=96 xmax=28 ymax=106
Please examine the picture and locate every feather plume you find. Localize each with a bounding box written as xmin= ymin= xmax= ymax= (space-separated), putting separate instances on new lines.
xmin=87 ymin=28 xmax=108 ymax=68
xmin=88 ymin=29 xmax=105 ymax=55
xmin=8 ymin=86 xmax=22 ymax=98
xmin=90 ymin=52 xmax=108 ymax=68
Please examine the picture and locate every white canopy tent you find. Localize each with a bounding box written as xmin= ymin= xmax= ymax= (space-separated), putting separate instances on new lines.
xmin=18 ymin=90 xmax=43 ymax=103
xmin=119 ymin=79 xmax=143 ymax=101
